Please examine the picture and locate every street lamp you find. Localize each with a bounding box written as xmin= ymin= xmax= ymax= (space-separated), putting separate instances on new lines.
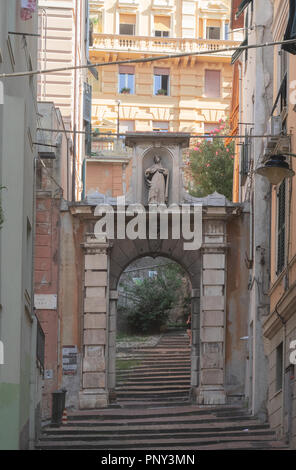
xmin=255 ymin=153 xmax=296 ymax=185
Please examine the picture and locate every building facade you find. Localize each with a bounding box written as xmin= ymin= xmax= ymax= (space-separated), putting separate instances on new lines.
xmin=230 ymin=0 xmax=296 ymax=448
xmin=262 ymin=0 xmax=296 ymax=448
xmin=38 ymin=0 xmax=89 ymax=200
xmin=229 ymin=0 xmax=274 ymax=419
xmin=0 ymin=0 xmax=43 ymax=449
xmin=85 ymin=0 xmax=241 ymax=200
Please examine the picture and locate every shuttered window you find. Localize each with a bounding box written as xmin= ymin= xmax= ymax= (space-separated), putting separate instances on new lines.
xmin=204 ymin=70 xmax=221 ymax=98
xmin=277 ymin=179 xmax=286 ymax=275
xmin=119 ymin=14 xmax=136 ymax=35
xmin=154 ymin=15 xmax=170 ymax=36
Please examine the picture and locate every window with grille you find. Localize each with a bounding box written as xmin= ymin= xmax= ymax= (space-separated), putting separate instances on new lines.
xmin=277 ymin=179 xmax=286 ymax=275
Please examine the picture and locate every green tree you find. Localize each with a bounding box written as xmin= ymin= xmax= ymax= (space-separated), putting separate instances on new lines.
xmin=186 ymin=120 xmax=235 ymax=200
xmin=119 ymin=263 xmax=185 ymax=334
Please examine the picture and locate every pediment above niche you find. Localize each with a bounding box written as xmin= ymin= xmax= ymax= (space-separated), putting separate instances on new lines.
xmin=199 ymin=0 xmax=229 ymax=13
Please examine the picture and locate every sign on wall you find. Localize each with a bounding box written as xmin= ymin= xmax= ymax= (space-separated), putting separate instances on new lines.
xmin=62 ymin=345 xmax=78 ymax=375
xmin=34 ymin=294 xmax=57 ymax=310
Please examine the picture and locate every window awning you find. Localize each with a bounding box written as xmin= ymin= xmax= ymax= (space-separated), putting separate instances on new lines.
xmin=154 ymin=67 xmax=170 ymax=75
xmin=231 ymin=38 xmax=247 ymax=64
xmin=154 ymin=16 xmax=170 ymax=31
xmin=282 ymin=0 xmax=296 ymax=55
xmin=235 ymin=0 xmax=252 ymax=19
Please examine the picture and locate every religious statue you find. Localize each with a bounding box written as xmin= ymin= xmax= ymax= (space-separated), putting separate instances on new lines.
xmin=145 ymin=155 xmax=169 ymax=205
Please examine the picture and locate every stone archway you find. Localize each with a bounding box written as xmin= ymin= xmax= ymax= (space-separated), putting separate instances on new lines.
xmin=78 ymin=202 xmax=231 ymax=409
xmin=107 ymin=239 xmax=201 ymax=401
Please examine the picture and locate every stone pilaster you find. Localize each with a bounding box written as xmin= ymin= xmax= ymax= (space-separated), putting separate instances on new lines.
xmin=197 ymin=219 xmax=227 ymax=405
xmin=79 ymin=236 xmax=109 ymax=409
xmin=108 ymin=289 xmax=118 ymax=400
xmin=191 ymin=288 xmax=200 ymax=388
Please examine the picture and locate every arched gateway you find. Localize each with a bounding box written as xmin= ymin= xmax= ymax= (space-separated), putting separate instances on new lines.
xmin=60 ymin=134 xmax=248 ymax=411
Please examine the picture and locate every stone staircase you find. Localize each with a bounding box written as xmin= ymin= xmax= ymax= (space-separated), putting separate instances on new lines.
xmin=36 ymin=332 xmax=287 ymax=450
xmin=115 ymin=331 xmax=191 ymax=406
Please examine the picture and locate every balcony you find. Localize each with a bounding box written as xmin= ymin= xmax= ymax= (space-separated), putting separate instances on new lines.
xmin=90 ymin=33 xmax=239 ymax=58
xmin=90 ymin=137 xmax=132 ymax=160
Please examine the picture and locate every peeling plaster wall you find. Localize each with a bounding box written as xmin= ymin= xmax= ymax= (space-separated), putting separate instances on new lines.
xmin=225 ymin=208 xmax=250 ymax=399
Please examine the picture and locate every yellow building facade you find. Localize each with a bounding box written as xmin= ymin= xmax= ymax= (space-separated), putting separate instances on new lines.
xmin=88 ymin=0 xmax=239 ymax=136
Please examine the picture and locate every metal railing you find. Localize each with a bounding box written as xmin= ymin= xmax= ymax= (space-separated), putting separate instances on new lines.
xmin=90 ymin=137 xmax=132 ymax=158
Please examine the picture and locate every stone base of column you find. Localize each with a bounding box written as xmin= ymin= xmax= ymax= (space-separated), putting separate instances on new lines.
xmin=194 ymin=386 xmax=226 ymax=405
xmin=79 ymin=389 xmax=108 ymax=409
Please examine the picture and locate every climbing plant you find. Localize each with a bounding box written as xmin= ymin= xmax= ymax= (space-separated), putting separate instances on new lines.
xmin=184 ymin=120 xmax=235 ymax=201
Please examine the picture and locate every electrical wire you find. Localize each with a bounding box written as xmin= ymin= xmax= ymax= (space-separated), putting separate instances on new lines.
xmin=1 ymin=38 xmax=296 ymax=79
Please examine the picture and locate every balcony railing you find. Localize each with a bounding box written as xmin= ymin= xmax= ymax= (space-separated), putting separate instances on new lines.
xmin=91 ymin=33 xmax=239 ymax=57
xmin=91 ymin=137 xmax=132 ymax=159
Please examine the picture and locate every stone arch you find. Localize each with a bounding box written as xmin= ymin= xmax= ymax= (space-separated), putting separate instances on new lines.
xmin=107 ymin=238 xmax=201 ymax=397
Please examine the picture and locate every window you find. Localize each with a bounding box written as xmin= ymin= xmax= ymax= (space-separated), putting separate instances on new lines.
xmin=152 ymin=121 xmax=169 ymax=132
xmin=235 ymin=0 xmax=252 ymax=20
xmin=119 ymin=120 xmax=134 ymax=134
xmin=277 ymin=179 xmax=286 ymax=275
xmin=119 ymin=14 xmax=136 ymax=35
xmin=276 ymin=342 xmax=283 ymax=392
xmin=204 ymin=70 xmax=221 ymax=98
xmin=154 ymin=16 xmax=170 ymax=37
xmin=154 ymin=67 xmax=169 ymax=96
xmin=224 ymin=22 xmax=229 ymax=40
xmin=118 ymin=65 xmax=135 ymax=94
xmin=282 ymin=0 xmax=296 ymax=55
xmin=206 ymin=27 xmax=220 ymax=40
xmin=240 ymin=132 xmax=250 ymax=178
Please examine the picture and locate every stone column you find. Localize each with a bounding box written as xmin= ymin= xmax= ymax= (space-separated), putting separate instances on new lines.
xmin=197 ymin=219 xmax=227 ymax=405
xmin=79 ymin=236 xmax=109 ymax=409
xmin=191 ymin=288 xmax=200 ymax=389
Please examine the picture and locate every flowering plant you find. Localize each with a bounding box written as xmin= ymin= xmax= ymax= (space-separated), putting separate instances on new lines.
xmin=187 ymin=119 xmax=235 ymax=200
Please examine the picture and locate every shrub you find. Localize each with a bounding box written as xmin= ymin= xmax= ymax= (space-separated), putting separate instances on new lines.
xmin=186 ymin=120 xmax=235 ymax=200
xmin=119 ymin=263 xmax=185 ymax=334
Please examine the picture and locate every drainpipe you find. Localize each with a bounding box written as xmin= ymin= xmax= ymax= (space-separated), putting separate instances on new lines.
xmin=29 ymin=156 xmax=38 ymax=449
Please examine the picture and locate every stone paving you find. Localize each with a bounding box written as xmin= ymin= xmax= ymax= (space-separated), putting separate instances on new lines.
xmin=36 ymin=331 xmax=288 ymax=450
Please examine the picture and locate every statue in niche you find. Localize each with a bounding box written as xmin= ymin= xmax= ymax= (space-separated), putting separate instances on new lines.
xmin=145 ymin=155 xmax=169 ymax=205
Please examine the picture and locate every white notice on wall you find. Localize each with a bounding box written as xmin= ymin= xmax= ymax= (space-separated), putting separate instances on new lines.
xmin=34 ymin=294 xmax=57 ymax=310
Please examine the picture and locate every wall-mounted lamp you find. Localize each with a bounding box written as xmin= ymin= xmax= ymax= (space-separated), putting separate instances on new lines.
xmin=255 ymin=153 xmax=296 ymax=185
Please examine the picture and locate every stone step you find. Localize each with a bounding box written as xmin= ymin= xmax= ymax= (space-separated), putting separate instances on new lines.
xmin=36 ymin=433 xmax=285 ymax=450
xmin=117 ymin=377 xmax=190 ymax=385
xmin=66 ymin=405 xmax=246 ymax=420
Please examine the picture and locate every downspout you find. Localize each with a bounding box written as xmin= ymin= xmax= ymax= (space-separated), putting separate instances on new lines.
xmin=29 ymin=156 xmax=38 ymax=449
xmin=72 ymin=0 xmax=79 ymax=201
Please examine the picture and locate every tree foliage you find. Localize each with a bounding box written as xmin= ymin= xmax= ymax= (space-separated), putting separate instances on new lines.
xmin=119 ymin=263 xmax=185 ymax=334
xmin=185 ymin=120 xmax=235 ymax=200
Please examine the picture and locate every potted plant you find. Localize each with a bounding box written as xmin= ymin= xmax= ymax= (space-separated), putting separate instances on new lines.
xmin=120 ymin=87 xmax=131 ymax=94
xmin=156 ymin=88 xmax=167 ymax=96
